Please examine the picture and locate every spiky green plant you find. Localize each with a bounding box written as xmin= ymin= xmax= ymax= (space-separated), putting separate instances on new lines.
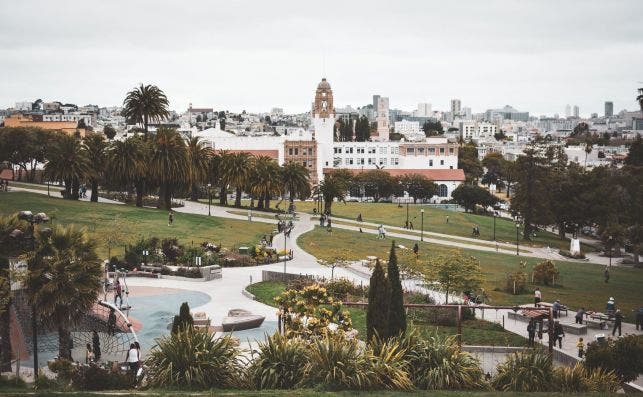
xmin=582 ymin=366 xmax=620 ymax=393
xmin=145 ymin=327 xmax=241 ymax=389
xmin=492 ymin=349 xmax=553 ymax=392
xmin=246 ymin=333 xmax=308 ymax=389
xmin=303 ymin=335 xmax=372 ymax=390
xmin=366 ymin=337 xmax=413 ymax=391
xmin=554 ymin=363 xmax=620 ymax=393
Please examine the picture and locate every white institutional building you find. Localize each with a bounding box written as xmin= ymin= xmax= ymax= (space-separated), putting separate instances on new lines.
xmin=194 ymin=78 xmax=465 ymax=200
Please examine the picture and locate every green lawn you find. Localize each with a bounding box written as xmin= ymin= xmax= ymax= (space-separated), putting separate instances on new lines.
xmin=0 ymin=192 xmax=274 ymax=259
xmin=297 ymin=227 xmax=643 ymax=316
xmin=246 ymin=281 xmax=525 ymax=346
xmin=211 ymin=199 xmax=594 ymax=252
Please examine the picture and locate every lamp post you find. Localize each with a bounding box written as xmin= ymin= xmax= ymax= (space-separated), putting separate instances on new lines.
xmin=493 ymin=211 xmax=498 ymax=241
xmin=420 ymin=209 xmax=425 ymax=242
xmin=207 ymin=183 xmax=212 ymax=216
xmin=406 ymin=200 xmax=409 ymax=229
xmin=515 ymin=222 xmax=520 ymax=256
xmin=608 ymin=235 xmax=613 ymax=268
xmin=11 ymin=210 xmax=50 ymax=381
xmin=143 ymin=250 xmax=149 ymax=267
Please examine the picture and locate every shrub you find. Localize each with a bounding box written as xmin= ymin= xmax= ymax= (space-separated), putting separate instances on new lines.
xmin=246 ymin=333 xmax=308 ymax=389
xmin=303 ymin=335 xmax=372 ymax=390
xmin=48 ymin=358 xmax=75 ymax=383
xmin=367 ymin=337 xmax=413 ymax=391
xmin=0 ymin=374 xmax=26 ymax=389
xmin=492 ymin=349 xmax=553 ymax=392
xmin=70 ymin=365 xmax=132 ymax=391
xmin=324 ymin=278 xmax=358 ymax=300
xmin=584 ymin=335 xmax=643 ymax=383
xmin=554 ymin=363 xmax=619 ymax=393
xmin=558 ymin=249 xmax=586 ymax=259
xmin=145 ymin=327 xmax=242 ymax=389
xmin=532 ymin=260 xmax=560 ymax=286
xmin=504 ymin=271 xmax=527 ymax=294
xmin=402 ymin=332 xmax=486 ymax=390
xmin=161 ymin=238 xmax=183 ymax=263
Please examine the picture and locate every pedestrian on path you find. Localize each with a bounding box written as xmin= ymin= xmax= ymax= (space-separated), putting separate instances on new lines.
xmin=552 ymin=299 xmax=561 ymax=319
xmin=554 ymin=321 xmax=565 ymax=348
xmin=534 ymin=287 xmax=542 ymax=306
xmin=612 ymin=309 xmax=623 ymax=336
xmin=413 ymin=242 xmax=419 ymax=257
xmin=446 ymin=215 xmax=449 ymax=224
xmin=357 ymin=213 xmax=362 ymax=222
xmin=527 ymin=320 xmax=536 ymax=347
xmin=319 ymin=214 xmax=325 ymax=227
xmin=636 ymin=307 xmax=643 ymax=331
xmin=168 ymin=211 xmax=173 ymax=227
xmin=326 ymin=218 xmax=332 ymax=234
xmin=606 ymin=297 xmax=616 ymax=316
xmin=577 ymin=338 xmax=584 ymax=358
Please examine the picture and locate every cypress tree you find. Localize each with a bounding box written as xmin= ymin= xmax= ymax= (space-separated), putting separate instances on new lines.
xmin=366 ymin=259 xmax=390 ymax=341
xmin=387 ymin=241 xmax=407 ymax=336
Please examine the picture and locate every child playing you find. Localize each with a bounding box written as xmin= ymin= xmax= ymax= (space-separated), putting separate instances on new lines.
xmin=576 ymin=337 xmax=584 ymax=358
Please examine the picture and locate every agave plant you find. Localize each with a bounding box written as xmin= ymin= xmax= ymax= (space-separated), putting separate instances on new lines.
xmin=145 ymin=327 xmax=242 ymax=389
xmin=366 ymin=337 xmax=413 ymax=391
xmin=555 ymin=363 xmax=620 ymax=393
xmin=246 ymin=333 xmax=308 ymax=389
xmin=492 ymin=349 xmax=553 ymax=392
xmin=303 ymin=335 xmax=373 ymax=390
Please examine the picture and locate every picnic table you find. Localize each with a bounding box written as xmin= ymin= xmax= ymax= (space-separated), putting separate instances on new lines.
xmin=584 ymin=311 xmax=612 ymax=329
xmin=537 ymin=301 xmax=568 ymax=316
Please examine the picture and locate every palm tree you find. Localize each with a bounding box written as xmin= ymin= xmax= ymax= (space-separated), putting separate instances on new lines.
xmin=221 ymin=152 xmax=252 ymax=207
xmin=249 ymin=156 xmax=282 ymax=210
xmin=27 ymin=225 xmax=102 ymax=360
xmin=281 ymin=161 xmax=310 ymax=208
xmin=319 ymin=172 xmax=350 ymax=214
xmin=44 ymin=135 xmax=91 ymax=199
xmin=82 ymin=133 xmax=108 ymax=202
xmin=637 ymin=87 xmax=643 ymax=112
xmin=107 ymin=137 xmax=148 ymax=207
xmin=187 ymin=137 xmax=212 ymax=201
xmin=122 ymin=84 xmax=170 ymax=137
xmin=149 ymin=128 xmax=190 ymax=210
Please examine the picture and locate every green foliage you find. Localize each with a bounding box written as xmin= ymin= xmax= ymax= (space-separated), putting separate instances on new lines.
xmin=70 ymin=365 xmax=132 ymax=391
xmin=584 ymin=335 xmax=643 ymax=383
xmin=458 ymin=144 xmax=483 ymax=182
xmin=413 ymin=252 xmax=483 ymax=304
xmin=387 ymin=242 xmax=406 ymax=336
xmin=492 ymin=349 xmax=553 ymax=392
xmin=504 ymin=271 xmax=527 ymax=294
xmin=554 ymin=363 xmax=619 ymax=393
xmin=324 ymin=277 xmax=361 ymax=300
xmin=367 ymin=260 xmax=390 ymax=340
xmin=451 ymin=184 xmax=499 ymax=213
xmin=353 ymin=170 xmax=400 ymax=202
xmin=366 ymin=337 xmax=414 ymax=391
xmin=246 ymin=333 xmax=308 ymax=389
xmin=303 ymin=335 xmax=372 ymax=390
xmin=532 ymin=260 xmax=559 ymax=286
xmin=422 ymin=120 xmax=443 ymax=136
xmin=172 ymin=302 xmax=194 ymax=334
xmin=145 ymin=327 xmax=242 ymax=389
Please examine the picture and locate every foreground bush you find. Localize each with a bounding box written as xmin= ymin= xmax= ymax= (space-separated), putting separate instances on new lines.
xmin=246 ymin=333 xmax=308 ymax=389
xmin=145 ymin=327 xmax=241 ymax=388
xmin=584 ymin=334 xmax=643 ymax=383
xmin=492 ymin=349 xmax=553 ymax=392
xmin=554 ymin=363 xmax=619 ymax=393
xmin=303 ymin=335 xmax=372 ymax=390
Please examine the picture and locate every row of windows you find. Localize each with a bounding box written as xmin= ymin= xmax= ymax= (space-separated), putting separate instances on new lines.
xmin=288 ymin=147 xmax=314 ymax=156
xmin=334 ymin=147 xmax=400 ymax=155
xmin=405 ymin=147 xmax=454 ymax=155
xmin=337 ymin=158 xmax=400 ymax=166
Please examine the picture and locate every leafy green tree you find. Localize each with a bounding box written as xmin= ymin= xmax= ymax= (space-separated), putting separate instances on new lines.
xmin=494 ymin=131 xmax=507 ymax=141
xmin=107 ymin=137 xmax=147 ymax=207
xmin=103 ymin=124 xmax=117 ymax=140
xmin=27 ymin=225 xmax=102 ymax=360
xmin=187 ymin=137 xmax=212 ymax=201
xmin=418 ymin=252 xmax=483 ymax=304
xmin=481 ymin=152 xmax=505 ymax=188
xmin=458 ymin=144 xmax=483 ymax=183
xmin=624 ymin=134 xmax=643 ymax=166
xmin=422 ymin=120 xmax=443 ymax=137
xmin=250 ymin=156 xmax=282 ymax=209
xmin=82 ymin=133 xmax=108 ymax=202
xmin=367 ymin=260 xmax=390 ymax=341
xmin=319 ymin=170 xmax=352 ymax=214
xmin=511 ymin=146 xmax=553 ymax=239
xmin=355 ymin=170 xmax=398 ymax=202
xmin=387 ymin=242 xmax=406 ymax=336
xmin=44 ymin=134 xmax=91 ymax=199
xmin=584 ymin=335 xmax=643 ymax=383
xmin=221 ymin=152 xmax=252 ymax=207
xmin=451 ymin=184 xmax=499 ymax=213
xmin=122 ymin=84 xmax=170 ymax=137
xmin=282 ymin=161 xmax=310 ymax=205
xmin=148 ymin=128 xmax=190 ymax=210
xmin=400 ymin=174 xmax=438 ymax=203
xmin=355 ymin=115 xmax=371 ymax=142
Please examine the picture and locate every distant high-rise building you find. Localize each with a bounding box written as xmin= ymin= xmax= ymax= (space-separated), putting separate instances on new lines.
xmin=450 ymin=99 xmax=461 ymax=117
xmin=373 ymin=95 xmax=390 ymax=141
xmin=415 ymin=103 xmax=432 ymax=117
xmin=565 ymin=104 xmax=571 ymax=118
xmin=605 ymin=101 xmax=614 ymax=117
xmin=462 ymin=107 xmax=472 ymax=120
xmin=573 ymin=105 xmax=579 ymax=118
xmin=485 ymin=105 xmax=529 ymax=122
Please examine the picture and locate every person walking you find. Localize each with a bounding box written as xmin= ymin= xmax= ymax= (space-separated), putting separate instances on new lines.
xmin=326 ymin=218 xmax=332 ymax=234
xmin=552 ymin=300 xmax=561 ymax=319
xmin=168 ymin=211 xmax=173 ymax=227
xmin=114 ymin=280 xmax=123 ymax=307
xmin=612 ymin=309 xmax=623 ymax=336
xmin=636 ymin=307 xmax=643 ymax=331
xmin=409 ymin=221 xmax=414 ymax=230
xmin=357 ymin=213 xmax=363 ymax=222
xmin=381 ymin=225 xmax=387 ymax=239
xmin=319 ymin=214 xmax=325 ymax=227
xmin=604 ymin=268 xmax=610 ymax=283
xmin=534 ymin=287 xmax=542 ymax=306
xmin=577 ymin=338 xmax=584 ymax=358
xmin=92 ymin=330 xmax=101 ymax=362
xmin=553 ymin=321 xmax=565 ymax=349
xmin=126 ymin=343 xmax=140 ymax=380
xmin=446 ymin=215 xmax=449 ymax=224
xmin=606 ymin=297 xmax=616 ymax=316
xmin=575 ymin=307 xmax=585 ymax=324
xmin=527 ymin=320 xmax=536 ymax=347
xmin=85 ymin=343 xmax=95 ymax=364
xmin=413 ymin=242 xmax=419 ymax=257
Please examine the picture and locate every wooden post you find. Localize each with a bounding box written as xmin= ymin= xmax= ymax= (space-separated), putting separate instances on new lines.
xmin=457 ymin=305 xmax=462 ymax=349
xmin=548 ymin=307 xmax=554 ymax=353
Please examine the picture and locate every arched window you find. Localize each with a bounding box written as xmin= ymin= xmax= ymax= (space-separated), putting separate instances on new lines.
xmin=438 ymin=184 xmax=448 ymax=197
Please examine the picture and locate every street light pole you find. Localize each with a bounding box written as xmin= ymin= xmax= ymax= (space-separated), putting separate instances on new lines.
xmin=406 ymin=200 xmax=409 ymax=229
xmin=515 ymin=222 xmax=520 ymax=256
xmin=207 ymin=183 xmax=212 ymax=216
xmin=608 ymin=235 xmax=612 ymax=267
xmin=493 ymin=211 xmax=497 ymax=241
xmin=420 ymin=209 xmax=425 ymax=242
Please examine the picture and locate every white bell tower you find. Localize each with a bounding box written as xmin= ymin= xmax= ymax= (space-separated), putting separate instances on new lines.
xmin=312 ymin=78 xmax=335 ymax=180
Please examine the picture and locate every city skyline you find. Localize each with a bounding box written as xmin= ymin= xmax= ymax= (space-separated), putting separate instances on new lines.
xmin=1 ymin=0 xmax=642 ymax=115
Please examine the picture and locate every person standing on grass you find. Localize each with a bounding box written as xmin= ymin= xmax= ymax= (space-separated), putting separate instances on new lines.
xmin=534 ymin=287 xmax=542 ymax=306
xmin=612 ymin=309 xmax=623 ymax=336
xmin=446 ymin=215 xmax=449 ymax=223
xmin=168 ymin=211 xmax=173 ymax=227
xmin=357 ymin=213 xmax=362 ymax=222
xmin=604 ymin=268 xmax=609 ymax=283
xmin=636 ymin=307 xmax=643 ymax=331
xmin=577 ymin=338 xmax=584 ymax=358
xmin=413 ymin=242 xmax=419 ymax=257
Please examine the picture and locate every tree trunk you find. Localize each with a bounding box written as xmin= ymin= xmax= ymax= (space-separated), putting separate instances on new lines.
xmin=71 ymin=178 xmax=80 ymax=200
xmin=64 ymin=178 xmax=72 ymax=198
xmin=190 ymin=183 xmax=200 ymax=201
xmin=0 ymin=296 xmax=11 ymax=371
xmin=135 ymin=180 xmax=144 ymax=207
xmin=219 ymin=186 xmax=227 ymax=205
xmin=90 ymin=180 xmax=99 ymax=202
xmin=235 ymin=187 xmax=242 ymax=207
xmin=163 ymin=183 xmax=172 ymax=211
xmin=264 ymin=192 xmax=270 ymax=210
xmin=257 ymin=196 xmax=265 ymax=210
xmin=58 ymin=326 xmax=72 ymax=361
xmin=558 ymin=223 xmax=566 ymax=239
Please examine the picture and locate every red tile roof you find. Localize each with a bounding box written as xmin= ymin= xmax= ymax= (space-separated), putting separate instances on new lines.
xmin=0 ymin=169 xmax=13 ymax=180
xmin=323 ymin=168 xmax=465 ymax=181
xmin=225 ymin=149 xmax=279 ymax=159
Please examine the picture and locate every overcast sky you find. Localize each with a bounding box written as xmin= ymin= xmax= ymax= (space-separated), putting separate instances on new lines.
xmin=1 ymin=0 xmax=642 ymax=116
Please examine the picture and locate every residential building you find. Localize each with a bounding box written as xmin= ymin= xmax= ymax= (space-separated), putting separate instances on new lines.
xmin=3 ymin=114 xmax=86 ymax=136
xmin=485 ymin=105 xmax=529 ymax=122
xmin=14 ymin=101 xmax=32 ymax=111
